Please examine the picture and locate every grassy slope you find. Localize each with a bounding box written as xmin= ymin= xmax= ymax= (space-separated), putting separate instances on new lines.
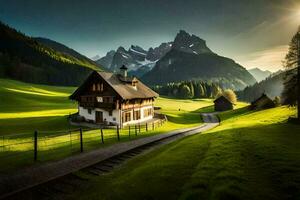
xmin=0 ymin=79 xmax=77 ymax=134
xmin=0 ymin=79 xmax=215 ymax=171
xmin=69 ymin=106 xmax=300 ymax=200
xmin=0 ymin=79 xmax=213 ymax=135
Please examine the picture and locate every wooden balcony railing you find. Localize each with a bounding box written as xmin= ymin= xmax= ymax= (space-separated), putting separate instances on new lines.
xmin=79 ymin=102 xmax=116 ymax=109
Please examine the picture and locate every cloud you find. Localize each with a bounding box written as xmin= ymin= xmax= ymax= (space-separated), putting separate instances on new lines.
xmin=234 ymin=45 xmax=289 ymax=72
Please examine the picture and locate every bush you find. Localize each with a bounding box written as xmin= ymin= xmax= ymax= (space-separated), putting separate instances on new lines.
xmin=221 ymin=89 xmax=237 ymax=104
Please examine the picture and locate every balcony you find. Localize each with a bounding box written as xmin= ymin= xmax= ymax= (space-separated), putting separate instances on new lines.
xmin=79 ymin=102 xmax=116 ymax=109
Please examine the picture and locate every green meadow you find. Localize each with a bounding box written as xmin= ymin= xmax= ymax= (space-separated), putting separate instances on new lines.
xmin=0 ymin=79 xmax=213 ymax=171
xmin=68 ymin=106 xmax=300 ymax=200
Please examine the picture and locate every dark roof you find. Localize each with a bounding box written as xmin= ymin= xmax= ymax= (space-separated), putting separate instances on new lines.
xmin=214 ymin=95 xmax=233 ymax=104
xmin=70 ymin=71 xmax=159 ymax=100
xmin=251 ymin=93 xmax=272 ymax=105
xmin=120 ymin=65 xmax=128 ymax=70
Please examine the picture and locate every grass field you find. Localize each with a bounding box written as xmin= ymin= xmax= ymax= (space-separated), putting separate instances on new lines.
xmin=67 ymin=106 xmax=300 ymax=200
xmin=0 ymin=79 xmax=212 ymax=135
xmin=0 ymin=79 xmax=215 ymax=171
xmin=0 ymin=79 xmax=77 ymax=135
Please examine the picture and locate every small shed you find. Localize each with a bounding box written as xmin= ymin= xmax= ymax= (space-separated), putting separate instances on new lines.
xmin=214 ymin=96 xmax=233 ymax=111
xmin=250 ymin=93 xmax=275 ymax=110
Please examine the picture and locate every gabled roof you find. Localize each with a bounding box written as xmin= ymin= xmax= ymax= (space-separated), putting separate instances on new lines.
xmin=214 ymin=95 xmax=233 ymax=104
xmin=70 ymin=71 xmax=159 ymax=100
xmin=251 ymin=93 xmax=272 ymax=105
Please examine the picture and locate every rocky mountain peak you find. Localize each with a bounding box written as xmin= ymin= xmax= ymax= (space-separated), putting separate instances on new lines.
xmin=173 ymin=30 xmax=212 ymax=54
xmin=116 ymin=46 xmax=126 ymax=53
xmin=129 ymin=45 xmax=147 ymax=55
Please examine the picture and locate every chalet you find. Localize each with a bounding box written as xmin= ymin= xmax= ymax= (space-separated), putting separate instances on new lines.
xmin=70 ymin=66 xmax=159 ymax=127
xmin=214 ymin=96 xmax=234 ymax=111
xmin=250 ymin=93 xmax=275 ymax=110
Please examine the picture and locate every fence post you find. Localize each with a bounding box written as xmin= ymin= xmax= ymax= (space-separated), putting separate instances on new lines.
xmin=101 ymin=128 xmax=104 ymax=144
xmin=34 ymin=130 xmax=38 ymax=161
xmin=128 ymin=125 xmax=131 ymax=138
xmin=135 ymin=125 xmax=137 ymax=136
xmin=138 ymin=123 xmax=141 ymax=133
xmin=117 ymin=125 xmax=120 ymax=141
xmin=152 ymin=122 xmax=154 ymax=130
xmin=146 ymin=123 xmax=148 ymax=132
xmin=80 ymin=128 xmax=83 ymax=152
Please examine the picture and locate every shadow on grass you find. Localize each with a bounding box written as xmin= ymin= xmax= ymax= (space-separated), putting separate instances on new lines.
xmin=192 ymin=105 xmax=215 ymax=113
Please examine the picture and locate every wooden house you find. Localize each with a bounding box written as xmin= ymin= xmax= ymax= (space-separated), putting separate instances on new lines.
xmin=214 ymin=96 xmax=234 ymax=111
xmin=250 ymin=93 xmax=275 ymax=110
xmin=70 ymin=66 xmax=159 ymax=126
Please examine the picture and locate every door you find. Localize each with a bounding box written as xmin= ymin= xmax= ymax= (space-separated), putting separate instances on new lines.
xmin=95 ymin=111 xmax=103 ymax=123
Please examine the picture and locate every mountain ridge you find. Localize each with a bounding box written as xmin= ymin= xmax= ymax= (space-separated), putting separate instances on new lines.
xmin=248 ymin=68 xmax=272 ymax=82
xmin=0 ymin=21 xmax=100 ymax=86
xmin=141 ymin=30 xmax=256 ymax=90
xmin=96 ymin=42 xmax=172 ymax=76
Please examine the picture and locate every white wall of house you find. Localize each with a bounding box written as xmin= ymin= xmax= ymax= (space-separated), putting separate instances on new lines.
xmin=122 ymin=105 xmax=154 ymax=126
xmin=95 ymin=108 xmax=120 ymax=125
xmin=79 ymin=106 xmax=121 ymax=125
xmin=79 ymin=106 xmax=96 ymax=121
xmin=79 ymin=105 xmax=154 ymax=126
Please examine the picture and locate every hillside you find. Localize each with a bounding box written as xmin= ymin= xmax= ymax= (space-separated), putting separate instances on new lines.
xmin=248 ymin=68 xmax=272 ymax=82
xmin=238 ymin=70 xmax=285 ymax=102
xmin=142 ymin=30 xmax=256 ymax=90
xmin=0 ymin=79 xmax=77 ymax=134
xmin=35 ymin=37 xmax=100 ymax=69
xmin=0 ymin=21 xmax=101 ymax=86
xmin=67 ymin=106 xmax=299 ymax=200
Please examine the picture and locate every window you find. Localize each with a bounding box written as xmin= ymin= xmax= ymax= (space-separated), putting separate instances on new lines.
xmin=88 ymin=109 xmax=92 ymax=114
xmin=97 ymin=97 xmax=103 ymax=102
xmin=134 ymin=110 xmax=140 ymax=120
xmin=103 ymin=96 xmax=113 ymax=103
xmin=92 ymin=84 xmax=96 ymax=91
xmin=109 ymin=110 xmax=113 ymax=116
xmin=113 ymin=117 xmax=116 ymax=121
xmin=123 ymin=112 xmax=131 ymax=122
xmin=143 ymin=108 xmax=152 ymax=118
xmin=97 ymin=83 xmax=101 ymax=91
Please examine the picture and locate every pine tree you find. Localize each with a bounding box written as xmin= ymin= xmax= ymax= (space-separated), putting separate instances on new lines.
xmin=211 ymin=83 xmax=222 ymax=98
xmin=282 ymin=27 xmax=300 ymax=121
xmin=180 ymin=84 xmax=192 ymax=98
xmin=189 ymin=81 xmax=195 ymax=98
xmin=199 ymin=83 xmax=205 ymax=98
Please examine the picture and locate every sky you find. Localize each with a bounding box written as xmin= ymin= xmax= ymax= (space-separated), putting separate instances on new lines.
xmin=0 ymin=0 xmax=300 ymax=72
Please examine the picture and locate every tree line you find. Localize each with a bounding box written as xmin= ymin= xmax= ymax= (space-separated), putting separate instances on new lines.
xmin=153 ymin=81 xmax=223 ymax=99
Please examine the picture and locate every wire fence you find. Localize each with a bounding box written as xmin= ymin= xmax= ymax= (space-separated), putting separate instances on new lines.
xmin=0 ymin=118 xmax=167 ymax=171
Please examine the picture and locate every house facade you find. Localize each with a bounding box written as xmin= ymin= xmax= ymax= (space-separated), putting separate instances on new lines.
xmin=70 ymin=66 xmax=159 ymax=127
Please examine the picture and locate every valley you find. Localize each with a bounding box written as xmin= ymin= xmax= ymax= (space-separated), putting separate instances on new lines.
xmin=0 ymin=2 xmax=299 ymax=199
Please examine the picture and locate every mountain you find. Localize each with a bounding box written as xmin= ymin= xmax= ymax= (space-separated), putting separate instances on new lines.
xmin=96 ymin=42 xmax=172 ymax=77
xmin=237 ymin=71 xmax=285 ymax=102
xmin=35 ymin=37 xmax=100 ymax=69
xmin=90 ymin=55 xmax=101 ymax=61
xmin=248 ymin=68 xmax=272 ymax=82
xmin=142 ymin=30 xmax=256 ymax=90
xmin=172 ymin=30 xmax=212 ymax=54
xmin=0 ymin=21 xmax=100 ymax=86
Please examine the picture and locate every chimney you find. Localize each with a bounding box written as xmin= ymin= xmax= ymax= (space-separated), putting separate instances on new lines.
xmin=120 ymin=65 xmax=128 ymax=78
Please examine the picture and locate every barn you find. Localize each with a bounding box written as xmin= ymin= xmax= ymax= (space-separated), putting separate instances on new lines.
xmin=250 ymin=93 xmax=275 ymax=110
xmin=214 ymin=96 xmax=234 ymax=111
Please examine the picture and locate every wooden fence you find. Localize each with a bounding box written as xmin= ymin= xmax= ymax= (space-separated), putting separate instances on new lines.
xmin=0 ymin=119 xmax=167 ymax=171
